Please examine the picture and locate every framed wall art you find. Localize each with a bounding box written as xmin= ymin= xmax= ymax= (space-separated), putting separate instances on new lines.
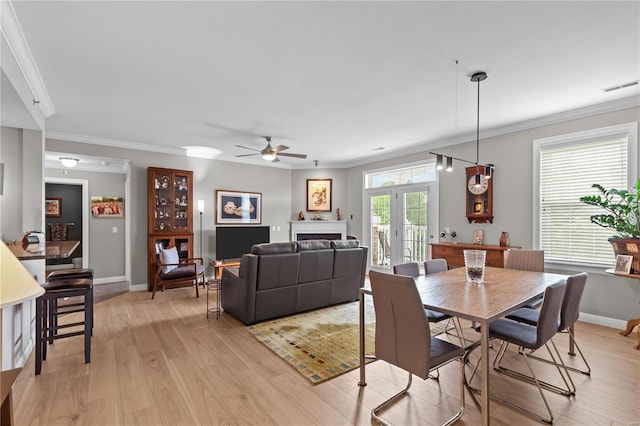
xmin=306 ymin=178 xmax=332 ymax=212
xmin=216 ymin=190 xmax=262 ymax=224
xmin=473 ymin=229 xmax=484 ymax=244
xmin=45 ymin=197 xmax=62 ymax=218
xmin=91 ymin=196 xmax=124 ymax=217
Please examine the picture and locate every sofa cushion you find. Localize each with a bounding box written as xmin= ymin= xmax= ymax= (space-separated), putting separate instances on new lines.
xmin=296 ymin=239 xmax=332 ymax=251
xmin=256 ymin=253 xmax=300 ymax=290
xmin=298 ymin=248 xmax=334 ymax=283
xmin=251 ymin=242 xmax=297 ymax=255
xmin=159 ymin=246 xmax=179 ymax=273
xmin=331 ymin=239 xmax=360 ymax=249
xmin=333 ymin=247 xmax=365 ymax=278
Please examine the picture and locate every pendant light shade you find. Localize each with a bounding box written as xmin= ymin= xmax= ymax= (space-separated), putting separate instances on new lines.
xmin=436 ymin=154 xmax=444 ymax=171
xmin=446 ymin=156 xmax=453 ymax=172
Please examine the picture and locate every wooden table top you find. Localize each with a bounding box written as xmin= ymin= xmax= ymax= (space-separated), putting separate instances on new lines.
xmin=414 ymin=266 xmax=568 ymax=323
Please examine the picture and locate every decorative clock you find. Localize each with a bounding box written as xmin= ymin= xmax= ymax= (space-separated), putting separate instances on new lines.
xmin=465 ymin=166 xmax=494 ymax=223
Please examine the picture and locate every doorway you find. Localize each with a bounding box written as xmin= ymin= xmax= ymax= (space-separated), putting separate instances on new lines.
xmin=44 ymin=178 xmax=89 ymax=272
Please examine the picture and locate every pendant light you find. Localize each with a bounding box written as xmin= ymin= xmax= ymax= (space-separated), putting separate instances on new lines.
xmin=429 ymin=67 xmax=494 ymax=177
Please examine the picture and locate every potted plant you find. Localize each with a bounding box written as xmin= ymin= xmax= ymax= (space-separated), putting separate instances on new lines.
xmin=580 ymin=178 xmax=640 ymax=273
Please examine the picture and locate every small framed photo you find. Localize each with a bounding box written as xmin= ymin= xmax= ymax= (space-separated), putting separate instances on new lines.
xmin=307 ymin=178 xmax=332 ymax=212
xmin=473 ymin=229 xmax=484 ymax=245
xmin=45 ymin=197 xmax=62 ymax=218
xmin=614 ymin=254 xmax=633 ymax=274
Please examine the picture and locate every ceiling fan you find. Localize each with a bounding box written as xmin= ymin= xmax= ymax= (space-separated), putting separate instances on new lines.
xmin=235 ymin=136 xmax=308 ymax=162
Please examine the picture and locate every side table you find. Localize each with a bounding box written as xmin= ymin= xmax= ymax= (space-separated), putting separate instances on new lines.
xmin=207 ymin=278 xmax=221 ymax=319
xmin=605 ymin=269 xmax=640 ymax=349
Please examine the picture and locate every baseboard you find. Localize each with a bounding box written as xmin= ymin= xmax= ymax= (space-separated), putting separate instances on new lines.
xmin=579 ymin=312 xmax=627 ymax=330
xmin=93 ymin=276 xmax=127 ymax=285
xmin=130 ymin=283 xmax=148 ymax=292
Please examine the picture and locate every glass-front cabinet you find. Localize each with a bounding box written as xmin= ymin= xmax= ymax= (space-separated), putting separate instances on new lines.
xmin=149 ymin=168 xmax=193 ymax=233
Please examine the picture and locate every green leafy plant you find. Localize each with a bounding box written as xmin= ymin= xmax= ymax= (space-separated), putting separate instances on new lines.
xmin=579 ymin=178 xmax=640 ymax=239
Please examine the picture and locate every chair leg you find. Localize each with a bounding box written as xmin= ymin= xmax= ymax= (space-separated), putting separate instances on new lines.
xmin=35 ymin=297 xmax=44 ymax=375
xmin=493 ymin=341 xmax=574 ymax=396
xmin=371 ymin=372 xmax=413 ymax=426
xmin=84 ymin=290 xmax=91 ymax=364
xmin=528 ymin=329 xmax=591 ymax=376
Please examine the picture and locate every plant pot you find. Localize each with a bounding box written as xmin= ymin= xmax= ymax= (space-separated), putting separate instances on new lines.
xmin=609 ymin=238 xmax=640 ymax=274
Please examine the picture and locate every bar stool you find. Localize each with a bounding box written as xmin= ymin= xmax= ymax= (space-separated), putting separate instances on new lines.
xmin=35 ymin=269 xmax=94 ymax=375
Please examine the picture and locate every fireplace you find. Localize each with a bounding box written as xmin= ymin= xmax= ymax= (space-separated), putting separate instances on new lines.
xmin=296 ymin=233 xmax=342 ymax=241
xmin=290 ymin=220 xmax=347 ymax=241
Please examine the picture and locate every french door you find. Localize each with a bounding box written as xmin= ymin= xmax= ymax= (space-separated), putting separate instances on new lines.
xmin=367 ymin=183 xmax=438 ymax=272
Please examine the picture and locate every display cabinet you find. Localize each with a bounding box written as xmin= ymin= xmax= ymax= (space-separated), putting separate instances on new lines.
xmin=147 ymin=167 xmax=194 ymax=291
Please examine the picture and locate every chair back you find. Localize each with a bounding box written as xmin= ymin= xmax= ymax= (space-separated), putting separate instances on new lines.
xmin=393 ymin=262 xmax=420 ymax=277
xmin=559 ymin=273 xmax=588 ymax=331
xmin=536 ymin=281 xmax=567 ymax=345
xmin=369 ymin=270 xmax=431 ymax=380
xmin=505 ymin=249 xmax=544 ymax=272
xmin=424 ymin=258 xmax=448 ymax=274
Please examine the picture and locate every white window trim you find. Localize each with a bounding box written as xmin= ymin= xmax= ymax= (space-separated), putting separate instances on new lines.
xmin=532 ymin=122 xmax=638 ymax=271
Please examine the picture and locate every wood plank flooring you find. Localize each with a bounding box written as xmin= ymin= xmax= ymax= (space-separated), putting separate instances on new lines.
xmin=11 ymin=286 xmax=640 ymax=425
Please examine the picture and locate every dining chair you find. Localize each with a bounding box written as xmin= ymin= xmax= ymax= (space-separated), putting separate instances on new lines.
xmin=424 ymin=258 xmax=448 ymax=274
xmin=505 ymin=249 xmax=545 ymax=308
xmin=393 ymin=262 xmax=465 ymax=348
xmin=505 ymin=272 xmax=590 ymax=377
xmin=368 ymin=270 xmax=465 ymax=426
xmin=469 ymin=280 xmax=568 ymax=424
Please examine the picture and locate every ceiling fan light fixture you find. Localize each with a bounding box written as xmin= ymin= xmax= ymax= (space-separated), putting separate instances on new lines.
xmin=59 ymin=157 xmax=79 ymax=168
xmin=262 ymin=151 xmax=277 ymax=161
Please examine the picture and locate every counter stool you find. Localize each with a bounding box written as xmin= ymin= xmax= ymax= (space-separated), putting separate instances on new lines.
xmin=35 ymin=269 xmax=94 ymax=375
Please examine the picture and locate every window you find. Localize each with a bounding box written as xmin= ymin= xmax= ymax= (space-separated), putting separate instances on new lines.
xmin=534 ymin=123 xmax=637 ymax=268
xmin=365 ymin=163 xmax=435 ymax=189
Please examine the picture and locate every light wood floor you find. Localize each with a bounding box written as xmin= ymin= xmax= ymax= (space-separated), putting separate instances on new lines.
xmin=12 ymin=287 xmax=640 ymax=425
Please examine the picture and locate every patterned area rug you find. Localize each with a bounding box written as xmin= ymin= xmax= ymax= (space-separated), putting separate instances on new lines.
xmin=247 ymin=301 xmax=376 ymax=384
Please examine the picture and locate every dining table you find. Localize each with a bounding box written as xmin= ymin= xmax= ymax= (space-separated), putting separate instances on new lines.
xmin=358 ymin=266 xmax=568 ymax=426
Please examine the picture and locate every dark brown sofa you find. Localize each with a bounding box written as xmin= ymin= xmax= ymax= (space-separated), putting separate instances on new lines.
xmin=221 ymin=239 xmax=368 ymax=325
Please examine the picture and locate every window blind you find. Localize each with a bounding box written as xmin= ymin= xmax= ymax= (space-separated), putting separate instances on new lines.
xmin=539 ymin=137 xmax=628 ymax=266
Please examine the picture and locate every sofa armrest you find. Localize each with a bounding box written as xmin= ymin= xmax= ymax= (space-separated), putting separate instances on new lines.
xmin=221 ymin=254 xmax=258 ymax=325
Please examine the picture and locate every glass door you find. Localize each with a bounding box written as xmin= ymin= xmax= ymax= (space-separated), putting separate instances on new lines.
xmin=367 ymin=184 xmax=437 ymax=272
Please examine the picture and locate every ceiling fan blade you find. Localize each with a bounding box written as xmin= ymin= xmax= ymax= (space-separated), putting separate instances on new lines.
xmin=235 ymin=153 xmax=259 ymax=157
xmin=277 ymin=152 xmax=307 ymax=159
xmin=272 ymin=145 xmax=289 ymax=153
xmin=234 ymin=144 xmax=261 ymax=152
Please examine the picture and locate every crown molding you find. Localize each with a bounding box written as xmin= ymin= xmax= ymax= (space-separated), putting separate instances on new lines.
xmin=46 ymin=131 xmax=186 ymax=156
xmin=0 ymin=0 xmax=54 ymax=117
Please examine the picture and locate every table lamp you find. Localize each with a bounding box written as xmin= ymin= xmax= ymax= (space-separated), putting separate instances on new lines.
xmin=1 ymin=243 xmax=45 ymax=308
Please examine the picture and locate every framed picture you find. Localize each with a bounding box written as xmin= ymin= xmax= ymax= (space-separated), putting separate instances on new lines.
xmin=216 ymin=190 xmax=262 ymax=224
xmin=91 ymin=196 xmax=124 ymax=217
xmin=473 ymin=229 xmax=484 ymax=244
xmin=307 ymin=178 xmax=332 ymax=212
xmin=45 ymin=197 xmax=62 ymax=217
xmin=614 ymin=254 xmax=633 ymax=274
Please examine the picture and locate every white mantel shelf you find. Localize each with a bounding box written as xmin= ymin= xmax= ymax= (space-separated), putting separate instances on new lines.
xmin=289 ymin=220 xmax=347 ymax=241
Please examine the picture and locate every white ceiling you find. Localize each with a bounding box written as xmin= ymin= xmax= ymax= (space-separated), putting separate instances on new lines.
xmin=8 ymin=1 xmax=640 ymax=168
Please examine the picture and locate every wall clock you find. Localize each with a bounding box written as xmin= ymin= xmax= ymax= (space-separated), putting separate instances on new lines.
xmin=465 ymin=166 xmax=494 ymax=223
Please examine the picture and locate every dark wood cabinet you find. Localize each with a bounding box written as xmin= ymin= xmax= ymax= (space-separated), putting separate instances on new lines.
xmin=429 ymin=242 xmax=519 ymax=269
xmin=147 ymin=167 xmax=194 ymax=291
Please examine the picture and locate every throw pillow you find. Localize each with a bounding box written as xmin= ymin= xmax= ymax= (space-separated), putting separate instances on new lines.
xmin=159 ymin=246 xmax=179 ymax=273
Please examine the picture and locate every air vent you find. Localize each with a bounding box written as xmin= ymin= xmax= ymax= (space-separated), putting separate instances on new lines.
xmin=602 ymin=80 xmax=639 ymax=92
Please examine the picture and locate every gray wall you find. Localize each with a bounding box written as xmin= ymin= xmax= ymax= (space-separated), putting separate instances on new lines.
xmin=40 ymin=105 xmax=640 ymax=322
xmin=46 ymin=139 xmax=291 ymax=286
xmin=346 ymin=106 xmax=640 ymax=323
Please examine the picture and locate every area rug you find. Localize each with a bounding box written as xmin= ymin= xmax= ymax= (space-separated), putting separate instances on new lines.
xmin=247 ymin=301 xmax=376 ymax=384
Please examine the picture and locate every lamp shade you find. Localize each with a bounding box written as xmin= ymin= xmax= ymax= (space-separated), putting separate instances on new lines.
xmin=198 ymin=199 xmax=205 ymax=213
xmin=0 ymin=243 xmax=45 ymax=308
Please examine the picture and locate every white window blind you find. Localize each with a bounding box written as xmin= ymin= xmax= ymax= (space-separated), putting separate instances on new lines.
xmin=539 ymin=137 xmax=628 ymax=266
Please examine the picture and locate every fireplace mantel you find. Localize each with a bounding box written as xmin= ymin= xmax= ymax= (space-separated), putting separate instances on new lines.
xmin=289 ymin=220 xmax=347 ymax=241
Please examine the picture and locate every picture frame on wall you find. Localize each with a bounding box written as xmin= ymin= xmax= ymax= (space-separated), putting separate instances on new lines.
xmin=614 ymin=254 xmax=633 ymax=274
xmin=45 ymin=197 xmax=62 ymax=218
xmin=91 ymin=196 xmax=124 ymax=217
xmin=216 ymin=189 xmax=262 ymax=224
xmin=306 ymin=178 xmax=332 ymax=212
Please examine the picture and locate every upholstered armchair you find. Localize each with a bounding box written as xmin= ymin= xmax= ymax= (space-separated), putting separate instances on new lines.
xmin=151 ymin=246 xmax=205 ymax=299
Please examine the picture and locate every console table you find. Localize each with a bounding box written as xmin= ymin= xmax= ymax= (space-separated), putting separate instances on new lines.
xmin=212 ymin=260 xmax=240 ymax=279
xmin=605 ymin=269 xmax=640 ymax=350
xmin=429 ymin=242 xmax=519 ymax=268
